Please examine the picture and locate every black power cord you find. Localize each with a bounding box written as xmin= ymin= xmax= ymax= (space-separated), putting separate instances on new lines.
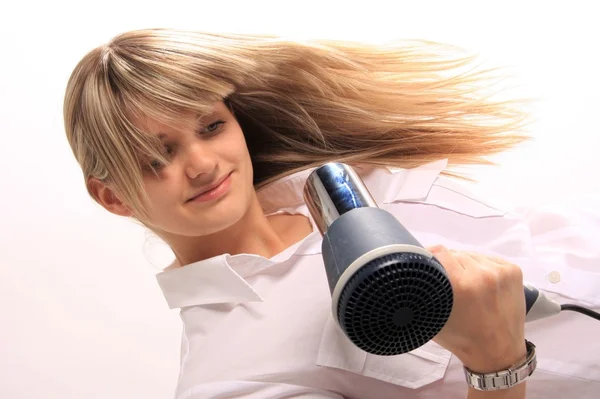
xmin=561 ymin=304 xmax=600 ymax=321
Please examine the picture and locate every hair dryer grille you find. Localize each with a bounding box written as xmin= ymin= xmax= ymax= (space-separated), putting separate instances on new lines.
xmin=337 ymin=252 xmax=453 ymax=355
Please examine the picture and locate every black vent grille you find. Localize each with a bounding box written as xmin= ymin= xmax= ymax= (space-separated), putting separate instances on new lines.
xmin=337 ymin=252 xmax=453 ymax=356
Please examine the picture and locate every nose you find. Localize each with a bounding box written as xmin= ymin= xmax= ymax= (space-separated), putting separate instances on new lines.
xmin=184 ymin=141 xmax=218 ymax=179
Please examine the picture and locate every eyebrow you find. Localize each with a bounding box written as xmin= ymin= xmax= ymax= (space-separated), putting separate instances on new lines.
xmin=197 ymin=111 xmax=218 ymax=124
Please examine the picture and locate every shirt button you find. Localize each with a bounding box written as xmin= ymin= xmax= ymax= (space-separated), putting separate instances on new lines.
xmin=548 ymin=271 xmax=561 ymax=284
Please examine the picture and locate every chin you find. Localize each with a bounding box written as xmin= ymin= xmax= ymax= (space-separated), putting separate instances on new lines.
xmin=188 ymin=206 xmax=248 ymax=237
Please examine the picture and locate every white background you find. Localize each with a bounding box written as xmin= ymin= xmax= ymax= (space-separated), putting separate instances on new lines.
xmin=1 ymin=1 xmax=598 ymax=398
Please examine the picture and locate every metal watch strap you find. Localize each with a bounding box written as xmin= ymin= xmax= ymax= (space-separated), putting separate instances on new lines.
xmin=464 ymin=340 xmax=537 ymax=391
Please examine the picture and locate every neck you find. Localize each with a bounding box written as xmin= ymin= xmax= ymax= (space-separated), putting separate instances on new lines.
xmin=163 ymin=194 xmax=313 ymax=267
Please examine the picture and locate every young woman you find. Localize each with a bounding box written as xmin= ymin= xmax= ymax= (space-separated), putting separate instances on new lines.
xmin=63 ymin=29 xmax=600 ymax=398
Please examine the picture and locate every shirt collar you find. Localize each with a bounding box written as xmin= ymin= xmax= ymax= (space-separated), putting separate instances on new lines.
xmin=157 ymin=159 xmax=448 ymax=309
xmin=255 ymin=158 xmax=448 ymax=214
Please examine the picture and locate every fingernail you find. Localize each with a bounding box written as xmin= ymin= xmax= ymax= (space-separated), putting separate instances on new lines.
xmin=429 ymin=245 xmax=445 ymax=253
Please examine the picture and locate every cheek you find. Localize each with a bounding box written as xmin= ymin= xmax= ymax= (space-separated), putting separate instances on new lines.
xmin=144 ymin=175 xmax=180 ymax=207
xmin=223 ymin=129 xmax=252 ymax=165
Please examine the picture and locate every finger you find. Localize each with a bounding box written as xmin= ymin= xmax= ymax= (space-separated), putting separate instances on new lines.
xmin=466 ymin=252 xmax=525 ymax=284
xmin=451 ymin=251 xmax=482 ymax=271
xmin=461 ymin=252 xmax=525 ymax=292
xmin=464 ymin=251 xmax=506 ymax=268
xmin=458 ymin=252 xmax=497 ymax=271
xmin=463 ymin=252 xmax=518 ymax=278
xmin=428 ymin=246 xmax=466 ymax=275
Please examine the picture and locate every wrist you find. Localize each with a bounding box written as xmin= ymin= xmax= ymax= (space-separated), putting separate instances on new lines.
xmin=460 ymin=340 xmax=528 ymax=374
xmin=463 ymin=340 xmax=536 ymax=394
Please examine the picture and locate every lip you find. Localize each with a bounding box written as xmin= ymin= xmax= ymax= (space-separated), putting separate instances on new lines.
xmin=186 ymin=172 xmax=232 ymax=203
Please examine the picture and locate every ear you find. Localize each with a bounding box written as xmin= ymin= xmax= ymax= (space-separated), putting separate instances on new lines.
xmin=87 ymin=177 xmax=134 ymax=217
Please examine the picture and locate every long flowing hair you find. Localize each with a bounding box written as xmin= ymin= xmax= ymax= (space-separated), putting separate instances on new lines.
xmin=64 ymin=29 xmax=528 ymax=219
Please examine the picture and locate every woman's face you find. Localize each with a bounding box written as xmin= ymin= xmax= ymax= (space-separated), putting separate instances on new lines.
xmin=134 ymin=101 xmax=256 ymax=237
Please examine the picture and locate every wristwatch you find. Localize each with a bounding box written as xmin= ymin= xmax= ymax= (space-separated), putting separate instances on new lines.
xmin=464 ymin=340 xmax=537 ymax=391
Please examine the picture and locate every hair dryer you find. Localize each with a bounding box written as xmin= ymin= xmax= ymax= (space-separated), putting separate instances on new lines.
xmin=303 ymin=163 xmax=562 ymax=356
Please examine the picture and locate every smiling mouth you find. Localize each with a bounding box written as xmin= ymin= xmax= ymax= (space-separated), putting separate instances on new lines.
xmin=186 ymin=172 xmax=232 ymax=203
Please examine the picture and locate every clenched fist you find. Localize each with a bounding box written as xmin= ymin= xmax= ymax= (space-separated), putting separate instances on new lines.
xmin=428 ymin=246 xmax=528 ymax=374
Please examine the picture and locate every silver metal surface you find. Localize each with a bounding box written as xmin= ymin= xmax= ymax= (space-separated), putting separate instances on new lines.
xmin=464 ymin=340 xmax=537 ymax=391
xmin=303 ymin=163 xmax=378 ymax=235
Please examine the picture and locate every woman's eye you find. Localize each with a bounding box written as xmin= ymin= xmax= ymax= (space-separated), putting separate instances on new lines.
xmin=149 ymin=160 xmax=164 ymax=171
xmin=201 ymin=120 xmax=225 ymax=134
xmin=145 ymin=146 xmax=173 ymax=172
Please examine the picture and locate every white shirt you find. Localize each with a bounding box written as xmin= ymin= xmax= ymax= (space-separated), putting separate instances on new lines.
xmin=157 ymin=159 xmax=600 ymax=399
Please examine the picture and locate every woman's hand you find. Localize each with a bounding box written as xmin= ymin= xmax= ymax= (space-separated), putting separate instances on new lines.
xmin=428 ymin=246 xmax=527 ymax=373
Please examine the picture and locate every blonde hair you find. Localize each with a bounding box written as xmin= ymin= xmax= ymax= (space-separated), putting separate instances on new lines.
xmin=64 ymin=28 xmax=528 ymax=219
